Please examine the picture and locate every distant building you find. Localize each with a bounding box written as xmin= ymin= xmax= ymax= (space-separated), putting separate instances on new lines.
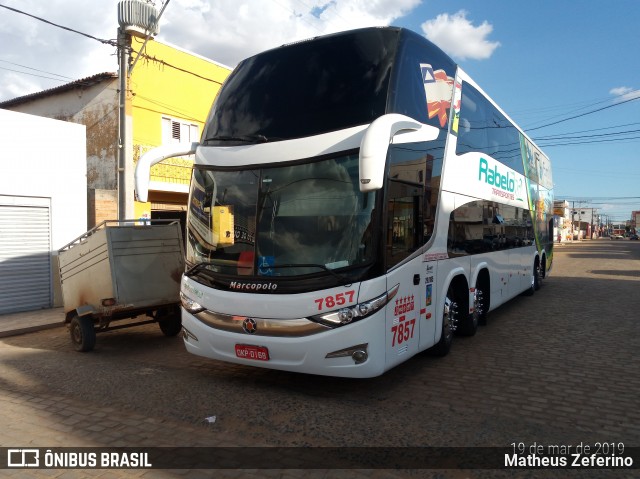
xmin=632 ymin=210 xmax=639 ymax=234
xmin=0 ymin=38 xmax=232 ymax=229
xmin=553 ymin=200 xmax=569 ymax=242
xmin=553 ymin=200 xmax=601 ymax=240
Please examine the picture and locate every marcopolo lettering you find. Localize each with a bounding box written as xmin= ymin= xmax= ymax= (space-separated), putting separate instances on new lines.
xmin=229 ymin=281 xmax=278 ymax=291
xmin=478 ymin=157 xmax=515 ymax=193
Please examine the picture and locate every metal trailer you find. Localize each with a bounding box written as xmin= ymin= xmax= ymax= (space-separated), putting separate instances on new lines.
xmin=58 ymin=220 xmax=185 ymax=351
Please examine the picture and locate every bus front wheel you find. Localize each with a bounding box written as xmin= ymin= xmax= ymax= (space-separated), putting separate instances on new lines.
xmin=429 ymin=288 xmax=456 ymax=356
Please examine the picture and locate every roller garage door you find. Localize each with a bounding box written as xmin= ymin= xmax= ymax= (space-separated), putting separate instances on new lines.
xmin=0 ymin=198 xmax=52 ymax=314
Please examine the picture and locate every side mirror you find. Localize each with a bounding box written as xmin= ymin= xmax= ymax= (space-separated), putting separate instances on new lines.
xmin=358 ymin=114 xmax=438 ymax=192
xmin=135 ymin=142 xmax=199 ymax=202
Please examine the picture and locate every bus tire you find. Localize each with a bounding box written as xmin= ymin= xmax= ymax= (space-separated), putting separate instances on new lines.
xmin=429 ymin=289 xmax=456 ymax=356
xmin=458 ymin=288 xmax=482 ymax=336
xmin=535 ymin=257 xmax=543 ymax=291
xmin=70 ymin=315 xmax=96 ymax=352
xmin=524 ymin=260 xmax=539 ymax=296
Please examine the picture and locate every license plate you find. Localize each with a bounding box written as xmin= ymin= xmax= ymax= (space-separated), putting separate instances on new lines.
xmin=235 ymin=344 xmax=270 ymax=361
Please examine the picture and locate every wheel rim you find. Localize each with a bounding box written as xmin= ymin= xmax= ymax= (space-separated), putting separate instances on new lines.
xmin=473 ymin=289 xmax=484 ymax=323
xmin=71 ymin=322 xmax=82 ymax=344
xmin=443 ymin=296 xmax=457 ymax=340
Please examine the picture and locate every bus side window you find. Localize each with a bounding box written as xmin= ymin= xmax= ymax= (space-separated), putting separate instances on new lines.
xmin=386 ymin=143 xmax=429 ymax=269
xmin=386 ymin=183 xmax=422 ymax=268
xmin=456 ymin=81 xmax=524 ymax=176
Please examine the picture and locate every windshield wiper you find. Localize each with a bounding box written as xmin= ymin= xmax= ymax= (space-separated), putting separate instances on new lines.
xmin=265 ymin=263 xmax=352 ymax=286
xmin=203 ymin=135 xmax=269 ymax=144
xmin=184 ymin=261 xmax=223 ymax=277
xmin=186 ymin=260 xmax=366 ymax=286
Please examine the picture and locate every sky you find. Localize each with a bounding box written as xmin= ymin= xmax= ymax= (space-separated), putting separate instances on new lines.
xmin=1 ymin=0 xmax=639 ymax=223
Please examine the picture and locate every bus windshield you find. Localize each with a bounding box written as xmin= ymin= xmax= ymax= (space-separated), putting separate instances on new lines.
xmin=186 ymin=153 xmax=377 ymax=281
xmin=202 ymin=28 xmax=398 ymax=144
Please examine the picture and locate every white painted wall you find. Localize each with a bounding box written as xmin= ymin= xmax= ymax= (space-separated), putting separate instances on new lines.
xmin=0 ymin=109 xmax=87 ymax=249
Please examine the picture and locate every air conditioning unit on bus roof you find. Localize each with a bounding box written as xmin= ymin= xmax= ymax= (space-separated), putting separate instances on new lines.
xmin=118 ymin=0 xmax=160 ymax=37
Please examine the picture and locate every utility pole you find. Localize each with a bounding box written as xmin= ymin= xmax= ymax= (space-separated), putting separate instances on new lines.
xmin=571 ymin=201 xmax=575 ymax=241
xmin=117 ymin=27 xmax=130 ymax=220
xmin=116 ymin=0 xmax=163 ymax=221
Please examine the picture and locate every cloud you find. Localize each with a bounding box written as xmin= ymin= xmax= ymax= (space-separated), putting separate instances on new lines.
xmin=420 ymin=10 xmax=500 ymax=61
xmin=609 ymin=86 xmax=640 ymax=102
xmin=0 ymin=0 xmax=420 ymax=102
xmin=0 ymin=0 xmax=117 ymax=101
xmin=159 ymin=0 xmax=421 ymax=67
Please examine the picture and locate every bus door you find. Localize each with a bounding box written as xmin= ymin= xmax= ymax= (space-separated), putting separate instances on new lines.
xmin=384 ymin=180 xmax=423 ymax=369
xmin=420 ymin=261 xmax=437 ymax=348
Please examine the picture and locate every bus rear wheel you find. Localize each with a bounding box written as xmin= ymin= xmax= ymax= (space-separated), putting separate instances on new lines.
xmin=524 ymin=260 xmax=540 ymax=296
xmin=458 ymin=288 xmax=483 ymax=336
xmin=535 ymin=258 xmax=543 ymax=291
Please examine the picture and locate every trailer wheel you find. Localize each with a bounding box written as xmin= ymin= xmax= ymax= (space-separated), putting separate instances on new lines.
xmin=70 ymin=315 xmax=96 ymax=352
xmin=158 ymin=314 xmax=182 ymax=337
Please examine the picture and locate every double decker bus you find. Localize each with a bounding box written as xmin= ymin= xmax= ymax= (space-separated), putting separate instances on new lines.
xmin=136 ymin=27 xmax=553 ymax=378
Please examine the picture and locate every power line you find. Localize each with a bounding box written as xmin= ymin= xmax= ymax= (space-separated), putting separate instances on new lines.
xmin=519 ymin=89 xmax=640 ymax=128
xmin=136 ymin=52 xmax=224 ymax=85
xmin=537 ymin=135 xmax=640 ymax=148
xmin=533 ymin=121 xmax=640 ymax=137
xmin=134 ymin=94 xmax=204 ymax=123
xmin=558 ymin=196 xmax=640 ymax=200
xmin=0 ymin=3 xmax=117 ymax=47
xmin=0 ymin=5 xmax=224 ymax=92
xmin=516 ymin=95 xmax=619 ymax=128
xmin=535 ymin=128 xmax=640 ymax=141
xmin=524 ymin=94 xmax=640 ymax=132
xmin=0 ymin=59 xmax=75 ymax=81
xmin=0 ymin=65 xmax=72 ymax=83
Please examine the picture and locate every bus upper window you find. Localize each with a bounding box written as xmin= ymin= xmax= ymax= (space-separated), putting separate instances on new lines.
xmin=456 ymin=82 xmax=523 ymax=175
xmin=203 ymin=29 xmax=399 ymax=144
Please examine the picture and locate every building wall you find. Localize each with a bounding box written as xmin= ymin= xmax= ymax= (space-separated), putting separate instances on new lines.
xmin=0 ymin=109 xmax=87 ymax=309
xmin=2 ymin=77 xmax=119 ymax=191
xmin=1 ymin=76 xmax=119 ymax=227
xmin=0 ymin=41 xmax=232 ymax=228
xmin=129 ymin=38 xmax=232 ymax=218
xmin=88 ymin=189 xmax=118 ymax=227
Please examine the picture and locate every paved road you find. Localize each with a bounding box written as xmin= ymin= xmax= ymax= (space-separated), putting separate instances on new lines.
xmin=1 ymin=239 xmax=639 ymax=478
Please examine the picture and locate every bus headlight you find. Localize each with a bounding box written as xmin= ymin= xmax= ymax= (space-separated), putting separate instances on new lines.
xmin=180 ymin=292 xmax=205 ymax=314
xmin=338 ymin=308 xmax=354 ymax=323
xmin=309 ymin=284 xmax=399 ymax=328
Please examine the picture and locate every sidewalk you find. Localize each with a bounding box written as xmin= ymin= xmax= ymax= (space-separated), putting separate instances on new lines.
xmin=0 ymin=307 xmax=65 ymax=338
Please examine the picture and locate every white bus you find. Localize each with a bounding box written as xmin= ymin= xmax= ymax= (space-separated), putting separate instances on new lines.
xmin=136 ymin=27 xmax=553 ymax=378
